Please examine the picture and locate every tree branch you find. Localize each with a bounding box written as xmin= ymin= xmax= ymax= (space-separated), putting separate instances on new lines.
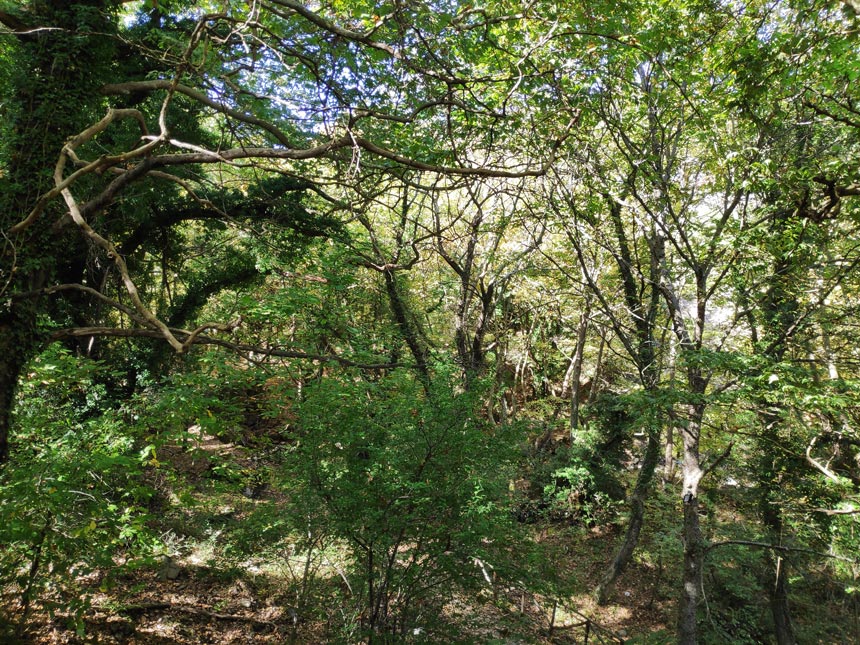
xmin=102 ymin=80 xmax=296 ymax=147
xmin=0 ymin=10 xmax=29 ymax=33
xmin=702 ymin=442 xmax=733 ymax=477
xmin=806 ymin=434 xmax=845 ymax=483
xmin=11 ymin=283 xmax=146 ymax=326
xmin=9 ymin=108 xmax=151 ymax=234
xmin=706 ymin=540 xmax=857 ymax=563
xmin=49 ymin=326 xmax=407 ymax=370
xmin=109 ymin=601 xmax=275 ymax=625
xmin=265 ymin=0 xmax=400 ymax=58
xmin=812 ymin=505 xmax=860 ymax=516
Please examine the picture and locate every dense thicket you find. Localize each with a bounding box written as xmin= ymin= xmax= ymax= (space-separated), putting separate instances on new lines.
xmin=1 ymin=1 xmax=859 ymax=643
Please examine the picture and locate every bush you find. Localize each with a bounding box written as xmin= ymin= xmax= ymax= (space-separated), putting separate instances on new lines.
xmin=281 ymin=368 xmax=526 ymax=643
xmin=0 ymin=347 xmax=158 ymax=637
xmin=516 ymin=421 xmax=626 ymax=526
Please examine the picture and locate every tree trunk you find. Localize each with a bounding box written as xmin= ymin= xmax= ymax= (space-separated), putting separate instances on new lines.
xmin=663 ymin=424 xmax=675 ymax=486
xmin=592 ymin=197 xmax=666 ymax=603
xmin=757 ymin=410 xmax=798 ymax=645
xmin=663 ymin=338 xmax=678 ymax=486
xmin=0 ymin=333 xmax=24 ymax=464
xmin=678 ymin=493 xmax=704 ymax=645
xmin=568 ymin=308 xmax=589 ymax=440
xmin=0 ymin=302 xmax=41 ymax=465
xmin=454 ymin=279 xmax=495 ymax=386
xmin=753 ymin=241 xmax=801 ymax=643
xmin=769 ymin=551 xmax=796 ymax=645
xmin=0 ymin=0 xmax=115 ymax=464
xmin=677 ymin=403 xmax=706 ymax=645
xmin=383 ymin=269 xmax=430 ymax=383
xmin=595 ymin=428 xmax=660 ymax=604
xmin=587 ymin=332 xmax=605 ymax=406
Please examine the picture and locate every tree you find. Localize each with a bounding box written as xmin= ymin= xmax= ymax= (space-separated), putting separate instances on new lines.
xmin=0 ymin=0 xmax=567 ymax=463
xmin=3 ymin=1 xmax=860 ymax=641
xmin=285 ymin=369 xmax=526 ymax=641
xmin=721 ymin=3 xmax=860 ymax=641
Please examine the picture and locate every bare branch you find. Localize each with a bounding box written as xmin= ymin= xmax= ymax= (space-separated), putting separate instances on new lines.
xmin=354 ymin=133 xmax=566 ymax=178
xmin=102 ymin=80 xmax=296 ymax=147
xmin=43 ymin=114 xmax=183 ymax=352
xmin=706 ymin=540 xmax=857 ymax=563
xmin=180 ymin=319 xmax=242 ymax=352
xmin=804 ymin=99 xmax=860 ymax=130
xmin=812 ymin=506 xmax=860 ymax=516
xmin=8 ymin=108 xmax=151 ymax=234
xmin=702 ymin=442 xmax=734 ymax=477
xmin=806 ymin=434 xmax=845 ymax=483
xmin=11 ymin=283 xmax=146 ymax=325
xmin=264 ymin=0 xmax=400 ymax=58
xmin=49 ymin=326 xmax=407 ymax=370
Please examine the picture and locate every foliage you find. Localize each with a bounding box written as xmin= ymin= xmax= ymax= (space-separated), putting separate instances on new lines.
xmin=1 ymin=0 xmax=860 ymax=642
xmin=282 ymin=368 xmax=527 ymax=641
xmin=0 ymin=347 xmax=158 ymax=635
xmin=517 ymin=424 xmax=627 ymax=526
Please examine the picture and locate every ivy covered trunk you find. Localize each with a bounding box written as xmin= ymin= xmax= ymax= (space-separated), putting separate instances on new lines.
xmin=751 ymin=204 xmax=812 ymax=645
xmin=0 ymin=0 xmax=117 ymax=464
xmin=0 ymin=294 xmax=47 ymax=464
xmin=756 ymin=408 xmax=798 ymax=645
xmin=755 ymin=352 xmax=802 ymax=643
xmin=769 ymin=561 xmax=796 ymax=645
xmin=382 ymin=269 xmax=430 ymax=382
xmin=0 ymin=320 xmax=30 ymax=464
xmin=594 ymin=198 xmax=665 ymax=603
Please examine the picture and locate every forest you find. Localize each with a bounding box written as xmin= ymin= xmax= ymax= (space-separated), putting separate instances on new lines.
xmin=1 ymin=0 xmax=859 ymax=643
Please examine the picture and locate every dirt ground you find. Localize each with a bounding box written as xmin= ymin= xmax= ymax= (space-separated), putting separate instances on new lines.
xmin=3 ymin=430 xmax=675 ymax=644
xmin=4 ymin=527 xmax=673 ymax=644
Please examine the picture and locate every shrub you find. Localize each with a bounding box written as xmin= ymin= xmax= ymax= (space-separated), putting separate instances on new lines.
xmin=0 ymin=347 xmax=158 ymax=637
xmin=281 ymin=368 xmax=526 ymax=642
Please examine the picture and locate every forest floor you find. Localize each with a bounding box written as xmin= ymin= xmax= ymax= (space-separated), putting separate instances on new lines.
xmin=7 ymin=526 xmax=672 ymax=645
xmin=0 ymin=444 xmax=675 ymax=644
xmin=0 ymin=426 xmax=782 ymax=644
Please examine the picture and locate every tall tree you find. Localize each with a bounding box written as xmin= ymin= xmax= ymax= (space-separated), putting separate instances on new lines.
xmin=0 ymin=0 xmax=120 ymax=463
xmin=0 ymin=0 xmax=567 ymax=463
xmin=724 ymin=3 xmax=860 ymax=640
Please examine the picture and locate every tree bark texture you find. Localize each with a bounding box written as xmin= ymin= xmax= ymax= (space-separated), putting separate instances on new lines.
xmin=677 ymin=403 xmax=706 ymax=645
xmin=0 ymin=0 xmax=114 ymax=463
xmin=596 ymin=429 xmax=660 ymax=604
xmin=594 ymin=196 xmax=665 ymax=602
xmin=383 ymin=269 xmax=430 ymax=381
xmin=567 ymin=308 xmax=589 ymax=440
xmin=756 ymin=408 xmax=798 ymax=645
xmin=678 ymin=493 xmax=704 ymax=645
xmin=0 ymin=296 xmax=44 ymax=464
xmin=0 ymin=326 xmax=27 ymax=464
xmin=768 ymin=550 xmax=796 ymax=645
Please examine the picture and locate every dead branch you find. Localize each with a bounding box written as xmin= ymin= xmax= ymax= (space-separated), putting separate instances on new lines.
xmin=102 ymin=80 xmax=296 ymax=147
xmin=9 ymin=108 xmax=151 ymax=234
xmin=11 ymin=283 xmax=146 ymax=326
xmin=812 ymin=505 xmax=860 ymax=516
xmin=805 ymin=434 xmax=844 ymax=483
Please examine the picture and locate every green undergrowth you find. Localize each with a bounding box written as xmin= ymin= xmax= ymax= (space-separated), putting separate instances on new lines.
xmin=3 ymin=349 xmax=859 ymax=643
